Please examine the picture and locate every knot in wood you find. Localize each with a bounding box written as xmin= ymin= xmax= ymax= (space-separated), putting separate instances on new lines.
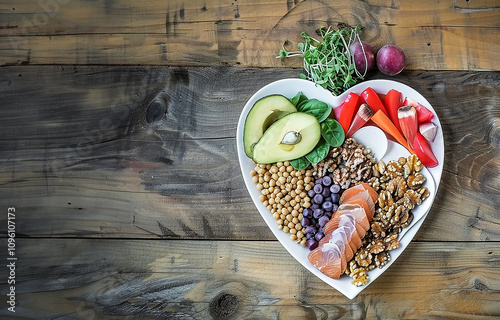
xmin=209 ymin=293 xmax=239 ymax=319
xmin=145 ymin=92 xmax=168 ymax=123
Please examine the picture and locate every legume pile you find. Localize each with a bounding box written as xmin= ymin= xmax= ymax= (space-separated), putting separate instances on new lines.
xmin=250 ymin=161 xmax=315 ymax=246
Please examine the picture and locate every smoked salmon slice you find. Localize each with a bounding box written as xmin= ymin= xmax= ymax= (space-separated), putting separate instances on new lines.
xmin=339 ymin=184 xmax=365 ymax=204
xmin=343 ymin=195 xmax=375 ymax=220
xmin=319 ymin=225 xmax=355 ymax=262
xmin=324 ymin=209 xmax=367 ymax=239
xmin=307 ymin=241 xmax=344 ymax=279
xmin=359 ymin=182 xmax=379 ymax=203
xmin=339 ymin=183 xmax=379 ymax=206
xmin=335 ymin=203 xmax=371 ymax=231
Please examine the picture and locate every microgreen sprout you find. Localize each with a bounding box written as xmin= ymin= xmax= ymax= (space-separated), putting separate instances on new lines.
xmin=278 ymin=24 xmax=368 ymax=96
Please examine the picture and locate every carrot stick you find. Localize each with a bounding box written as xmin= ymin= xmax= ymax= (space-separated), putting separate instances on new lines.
xmin=371 ymin=110 xmax=415 ymax=154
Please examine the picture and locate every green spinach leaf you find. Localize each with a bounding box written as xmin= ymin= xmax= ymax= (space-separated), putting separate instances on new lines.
xmin=305 ymin=138 xmax=330 ymax=165
xmin=297 ymin=99 xmax=331 ymax=122
xmin=321 ymin=118 xmax=345 ymax=147
xmin=290 ymin=91 xmax=308 ymax=107
xmin=290 ymin=156 xmax=310 ymax=171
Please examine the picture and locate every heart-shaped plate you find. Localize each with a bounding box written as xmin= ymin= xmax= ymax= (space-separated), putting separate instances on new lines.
xmin=236 ymin=79 xmax=444 ymax=299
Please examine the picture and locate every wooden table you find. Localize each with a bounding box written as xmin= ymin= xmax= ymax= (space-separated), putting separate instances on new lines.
xmin=1 ymin=1 xmax=499 ymax=318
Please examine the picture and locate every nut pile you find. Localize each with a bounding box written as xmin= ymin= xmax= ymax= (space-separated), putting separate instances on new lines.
xmin=250 ymin=161 xmax=315 ymax=246
xmin=345 ymin=154 xmax=430 ymax=286
xmin=311 ymin=138 xmax=376 ymax=189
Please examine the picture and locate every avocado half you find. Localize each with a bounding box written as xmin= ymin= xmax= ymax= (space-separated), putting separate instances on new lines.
xmin=243 ymin=95 xmax=297 ymax=158
xmin=252 ymin=112 xmax=321 ymax=164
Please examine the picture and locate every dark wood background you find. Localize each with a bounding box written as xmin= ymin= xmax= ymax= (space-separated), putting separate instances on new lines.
xmin=1 ymin=0 xmax=499 ymax=319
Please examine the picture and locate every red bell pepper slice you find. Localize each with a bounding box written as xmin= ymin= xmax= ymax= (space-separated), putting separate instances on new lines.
xmin=361 ymin=87 xmax=388 ymax=116
xmin=403 ymin=97 xmax=434 ymax=124
xmin=384 ymin=89 xmax=403 ymax=134
xmin=413 ymin=132 xmax=438 ymax=167
xmin=335 ymin=92 xmax=360 ymax=133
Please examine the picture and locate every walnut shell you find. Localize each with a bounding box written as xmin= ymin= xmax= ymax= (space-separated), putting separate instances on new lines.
xmin=407 ymin=173 xmax=426 ymax=190
xmin=386 ymin=239 xmax=401 ymax=251
xmin=386 ymin=161 xmax=404 ymax=178
xmin=375 ymin=251 xmax=391 ymax=268
xmin=355 ymin=248 xmax=373 ymax=267
xmin=368 ymin=239 xmax=386 ymax=254
xmin=371 ymin=221 xmax=387 ymax=238
xmin=378 ymin=190 xmax=394 ymax=209
xmin=350 ymin=267 xmax=370 ymax=287
xmin=406 ymin=154 xmax=423 ymax=173
xmin=404 ymin=189 xmax=422 ymax=209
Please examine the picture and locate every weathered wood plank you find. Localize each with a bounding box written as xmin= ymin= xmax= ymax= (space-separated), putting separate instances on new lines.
xmin=1 ymin=238 xmax=499 ymax=319
xmin=0 ymin=0 xmax=499 ymax=70
xmin=0 ymin=66 xmax=499 ymax=241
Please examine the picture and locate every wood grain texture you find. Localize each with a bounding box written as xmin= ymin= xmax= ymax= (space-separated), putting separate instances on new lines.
xmin=0 ymin=238 xmax=499 ymax=319
xmin=1 ymin=0 xmax=499 ymax=70
xmin=0 ymin=66 xmax=499 ymax=242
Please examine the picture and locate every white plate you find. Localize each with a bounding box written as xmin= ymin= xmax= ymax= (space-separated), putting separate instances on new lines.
xmin=236 ymin=79 xmax=444 ymax=299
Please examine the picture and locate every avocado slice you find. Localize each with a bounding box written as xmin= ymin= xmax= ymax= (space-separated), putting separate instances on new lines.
xmin=243 ymin=95 xmax=297 ymax=157
xmin=252 ymin=112 xmax=321 ymax=164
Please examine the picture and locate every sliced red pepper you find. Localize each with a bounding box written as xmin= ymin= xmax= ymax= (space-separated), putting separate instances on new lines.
xmin=413 ymin=132 xmax=438 ymax=167
xmin=403 ymin=97 xmax=434 ymax=123
xmin=332 ymin=101 xmax=344 ymax=120
xmin=361 ymin=87 xmax=388 ymax=116
xmin=335 ymin=92 xmax=360 ymax=133
xmin=384 ymin=89 xmax=403 ymax=134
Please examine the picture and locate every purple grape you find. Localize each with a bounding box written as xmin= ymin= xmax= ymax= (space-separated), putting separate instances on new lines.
xmin=313 ymin=208 xmax=324 ymax=219
xmin=308 ymin=189 xmax=316 ymax=198
xmin=322 ymin=201 xmax=333 ymax=212
xmin=322 ymin=176 xmax=332 ymax=186
xmin=331 ymin=204 xmax=339 ymax=212
xmin=300 ymin=217 xmax=310 ymax=227
xmin=315 ymin=178 xmax=322 ymax=185
xmin=315 ymin=232 xmax=325 ymax=242
xmin=305 ymin=225 xmax=316 ymax=234
xmin=322 ymin=188 xmax=331 ymax=198
xmin=302 ymin=208 xmax=312 ymax=218
xmin=325 ymin=210 xmax=333 ymax=218
xmin=331 ymin=193 xmax=340 ymax=203
xmin=318 ymin=215 xmax=329 ymax=227
xmin=306 ymin=232 xmax=314 ymax=239
xmin=313 ymin=184 xmax=323 ymax=194
xmin=306 ymin=239 xmax=318 ymax=250
xmin=330 ymin=184 xmax=341 ymax=193
xmin=313 ymin=194 xmax=324 ymax=204
xmin=311 ymin=203 xmax=320 ymax=210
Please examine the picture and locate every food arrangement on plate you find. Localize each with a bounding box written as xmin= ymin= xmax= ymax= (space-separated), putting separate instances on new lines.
xmin=237 ymin=25 xmax=444 ymax=299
